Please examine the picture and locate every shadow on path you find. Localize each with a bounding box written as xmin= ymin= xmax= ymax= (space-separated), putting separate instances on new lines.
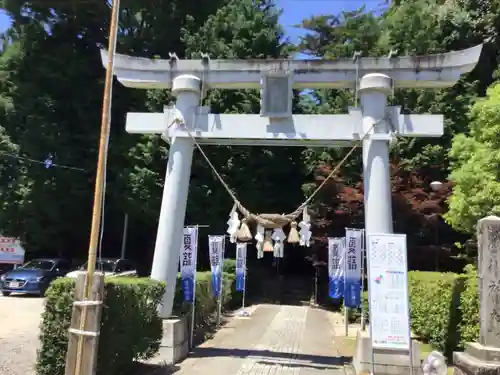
xmin=188 ymin=346 xmax=351 ymax=367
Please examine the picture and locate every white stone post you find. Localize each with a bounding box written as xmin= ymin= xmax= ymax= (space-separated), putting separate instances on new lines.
xmin=151 ymin=75 xmax=200 ymax=318
xmin=359 ymin=73 xmax=393 ymax=234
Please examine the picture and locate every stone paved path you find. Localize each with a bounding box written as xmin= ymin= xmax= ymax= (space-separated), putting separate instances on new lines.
xmin=172 ymin=305 xmax=348 ymax=375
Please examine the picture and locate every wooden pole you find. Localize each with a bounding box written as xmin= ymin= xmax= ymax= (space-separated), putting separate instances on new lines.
xmin=120 ymin=213 xmax=129 ymax=259
xmin=66 ymin=1 xmax=120 ymax=374
xmin=65 ymin=273 xmax=105 ymax=375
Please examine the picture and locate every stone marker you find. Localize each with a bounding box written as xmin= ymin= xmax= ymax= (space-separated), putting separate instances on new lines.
xmin=453 ymin=215 xmax=500 ymax=374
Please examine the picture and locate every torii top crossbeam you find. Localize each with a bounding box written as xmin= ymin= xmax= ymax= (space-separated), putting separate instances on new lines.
xmin=101 ymin=44 xmax=482 ymax=90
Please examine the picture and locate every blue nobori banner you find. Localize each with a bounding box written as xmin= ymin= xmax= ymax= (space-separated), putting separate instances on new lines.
xmin=328 ymin=237 xmax=345 ymax=299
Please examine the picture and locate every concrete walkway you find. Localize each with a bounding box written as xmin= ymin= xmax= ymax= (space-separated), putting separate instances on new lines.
xmin=170 ymin=305 xmax=349 ymax=375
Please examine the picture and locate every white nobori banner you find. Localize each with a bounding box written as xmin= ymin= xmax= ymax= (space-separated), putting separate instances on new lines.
xmin=208 ymin=235 xmax=225 ymax=297
xmin=235 ymin=242 xmax=247 ymax=292
xmin=344 ymin=229 xmax=362 ymax=308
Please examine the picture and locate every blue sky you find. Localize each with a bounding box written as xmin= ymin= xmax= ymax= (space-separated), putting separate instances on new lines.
xmin=276 ymin=0 xmax=380 ymax=43
xmin=0 ymin=0 xmax=379 ymax=40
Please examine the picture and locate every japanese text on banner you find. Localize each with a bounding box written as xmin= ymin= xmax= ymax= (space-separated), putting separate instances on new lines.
xmin=208 ymin=235 xmax=225 ymax=297
xmin=179 ymin=227 xmax=198 ymax=303
xmin=235 ymin=242 xmax=247 ymax=292
xmin=328 ymin=237 xmax=345 ymax=299
xmin=344 ymin=229 xmax=362 ymax=308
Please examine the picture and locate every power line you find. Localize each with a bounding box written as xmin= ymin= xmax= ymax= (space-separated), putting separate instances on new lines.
xmin=0 ymin=152 xmax=84 ymax=171
xmin=285 ymin=0 xmax=387 ymax=2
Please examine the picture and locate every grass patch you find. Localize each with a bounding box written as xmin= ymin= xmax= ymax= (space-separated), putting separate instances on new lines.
xmin=333 ymin=336 xmax=357 ymax=357
xmin=419 ymin=342 xmax=434 ymax=360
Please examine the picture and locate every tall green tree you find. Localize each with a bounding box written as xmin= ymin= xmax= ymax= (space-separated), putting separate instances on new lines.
xmin=295 ymin=0 xmax=498 ymax=264
xmin=126 ymin=0 xmax=305 ymax=236
xmin=445 ymin=83 xmax=500 ymax=233
xmin=0 ymin=0 xmax=226 ymax=258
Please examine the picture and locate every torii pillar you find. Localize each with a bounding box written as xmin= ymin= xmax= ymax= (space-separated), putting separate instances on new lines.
xmin=150 ymin=75 xmax=200 ymax=318
xmin=359 ymin=73 xmax=394 ymax=234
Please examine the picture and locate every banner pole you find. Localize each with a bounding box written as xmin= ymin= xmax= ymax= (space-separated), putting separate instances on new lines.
xmin=236 ymin=243 xmax=249 ymax=317
xmin=314 ymin=266 xmax=318 ymax=305
xmin=360 ymin=228 xmax=366 ymax=331
xmin=242 ymin=282 xmax=246 ymax=309
xmin=189 ymin=226 xmax=198 ymax=349
xmin=216 ymin=236 xmax=225 ymax=329
xmin=366 ymin=233 xmax=376 ymax=375
xmin=242 ymin=244 xmax=247 ymax=310
xmin=343 ymin=235 xmax=348 ymax=337
xmin=190 ymin=280 xmax=196 ymax=348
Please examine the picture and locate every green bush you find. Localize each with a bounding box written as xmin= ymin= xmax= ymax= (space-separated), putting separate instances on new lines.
xmin=459 ymin=265 xmax=479 ymax=346
xmin=408 ymin=271 xmax=466 ymax=355
xmin=37 ymin=277 xmax=164 ymax=375
xmin=223 ymin=258 xmax=237 ymax=275
xmin=345 ymin=291 xmax=369 ymax=324
xmin=173 ymin=271 xmax=238 ymax=327
xmin=38 ymin=271 xmax=241 ymax=375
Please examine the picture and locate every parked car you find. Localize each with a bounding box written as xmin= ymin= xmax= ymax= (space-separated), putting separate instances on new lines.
xmin=65 ymin=258 xmax=137 ymax=278
xmin=0 ymin=258 xmax=72 ymax=296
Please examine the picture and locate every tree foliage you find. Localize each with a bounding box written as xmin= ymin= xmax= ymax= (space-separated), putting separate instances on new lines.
xmin=0 ymin=0 xmax=498 ymax=268
xmin=446 ymin=83 xmax=500 ymax=233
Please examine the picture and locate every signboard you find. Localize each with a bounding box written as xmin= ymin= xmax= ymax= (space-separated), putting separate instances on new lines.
xmin=367 ymin=233 xmax=410 ymax=350
xmin=179 ymin=227 xmax=199 ymax=302
xmin=328 ymin=237 xmax=345 ymax=299
xmin=345 ymin=229 xmax=362 ymax=308
xmin=0 ymin=237 xmax=25 ymax=264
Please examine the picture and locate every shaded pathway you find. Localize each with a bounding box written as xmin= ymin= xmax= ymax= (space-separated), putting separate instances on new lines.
xmin=170 ymin=305 xmax=349 ymax=375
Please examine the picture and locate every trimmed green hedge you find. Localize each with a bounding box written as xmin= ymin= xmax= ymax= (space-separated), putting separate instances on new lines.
xmin=37 ymin=269 xmax=241 ymax=375
xmin=458 ymin=265 xmax=479 ymax=345
xmin=173 ymin=271 xmax=239 ymax=329
xmin=408 ymin=271 xmax=466 ymax=356
xmin=37 ymin=277 xmax=164 ymax=375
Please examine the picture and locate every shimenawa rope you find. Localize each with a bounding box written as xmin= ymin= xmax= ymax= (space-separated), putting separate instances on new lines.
xmin=166 ymin=67 xmax=378 ymax=230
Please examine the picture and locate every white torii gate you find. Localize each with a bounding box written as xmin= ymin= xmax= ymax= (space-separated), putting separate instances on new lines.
xmin=101 ymin=44 xmax=482 ymax=319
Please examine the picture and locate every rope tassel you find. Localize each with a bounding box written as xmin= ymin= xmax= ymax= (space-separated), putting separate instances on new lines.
xmin=263 ymin=230 xmax=274 ymax=252
xmin=287 ymin=222 xmax=300 ymax=244
xmin=236 ymin=218 xmax=252 ymax=242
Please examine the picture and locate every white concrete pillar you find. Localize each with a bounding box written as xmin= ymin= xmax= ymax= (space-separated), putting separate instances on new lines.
xmin=151 ymin=75 xmax=200 ymax=318
xmin=359 ymin=73 xmax=393 ymax=234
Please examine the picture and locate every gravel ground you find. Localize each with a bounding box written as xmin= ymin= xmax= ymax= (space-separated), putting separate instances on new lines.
xmin=0 ymin=293 xmax=45 ymax=375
